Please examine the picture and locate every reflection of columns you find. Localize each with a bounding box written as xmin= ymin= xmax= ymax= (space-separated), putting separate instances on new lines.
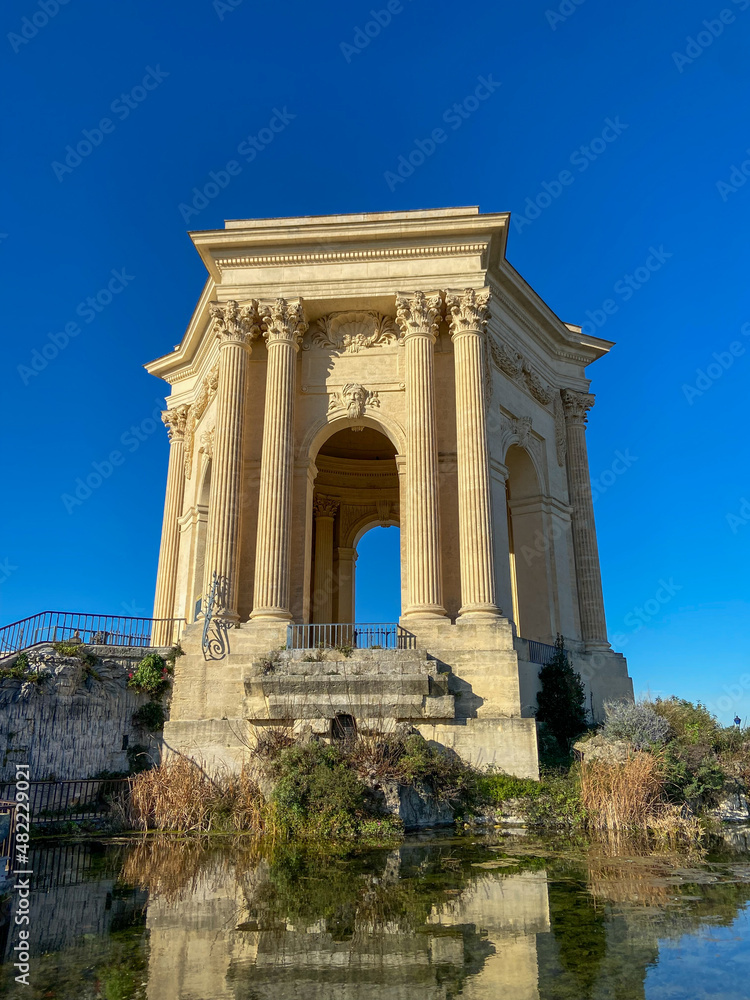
xmin=396 ymin=291 xmax=446 ymax=619
xmin=204 ymin=300 xmax=260 ymax=621
xmin=561 ymin=389 xmax=609 ymax=648
xmin=337 ymin=547 xmax=358 ymax=623
xmin=251 ymin=299 xmax=308 ymax=620
xmin=312 ymin=495 xmax=339 ymax=623
xmin=446 ymin=288 xmax=500 ymax=619
xmin=153 ymin=405 xmax=189 ymax=645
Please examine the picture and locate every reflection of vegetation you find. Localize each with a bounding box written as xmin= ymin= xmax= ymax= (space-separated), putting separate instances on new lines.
xmin=547 ymin=874 xmax=607 ymax=1000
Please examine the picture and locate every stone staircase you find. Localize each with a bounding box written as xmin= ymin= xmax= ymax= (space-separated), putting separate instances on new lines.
xmin=243 ymin=646 xmax=455 ymax=733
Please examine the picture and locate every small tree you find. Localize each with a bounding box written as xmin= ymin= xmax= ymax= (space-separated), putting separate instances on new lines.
xmin=536 ymin=634 xmax=587 ymax=751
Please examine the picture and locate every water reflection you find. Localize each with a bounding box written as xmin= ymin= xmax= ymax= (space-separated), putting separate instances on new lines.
xmin=1 ymin=835 xmax=750 ymax=999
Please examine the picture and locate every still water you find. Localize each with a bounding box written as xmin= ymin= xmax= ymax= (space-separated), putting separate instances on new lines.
xmin=2 ymin=832 xmax=750 ymax=999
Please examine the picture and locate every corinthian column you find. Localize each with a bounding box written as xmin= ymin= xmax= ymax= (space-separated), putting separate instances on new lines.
xmin=561 ymin=389 xmax=609 ymax=648
xmin=396 ymin=291 xmax=446 ymax=619
xmin=446 ymin=288 xmax=500 ymax=620
xmin=312 ymin=495 xmax=339 ymax=624
xmin=153 ymin=404 xmax=189 ymax=645
xmin=251 ymin=299 xmax=308 ymax=620
xmin=204 ymin=300 xmax=260 ymax=621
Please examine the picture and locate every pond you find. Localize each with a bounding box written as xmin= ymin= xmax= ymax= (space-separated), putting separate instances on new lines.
xmin=2 ymin=830 xmax=750 ymax=999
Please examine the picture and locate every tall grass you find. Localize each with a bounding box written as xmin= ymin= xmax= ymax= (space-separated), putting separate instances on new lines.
xmin=127 ymin=757 xmax=265 ymax=833
xmin=579 ymin=751 xmax=702 ymax=845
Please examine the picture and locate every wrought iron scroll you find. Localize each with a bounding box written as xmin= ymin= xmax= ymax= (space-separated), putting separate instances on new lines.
xmin=200 ymin=572 xmax=233 ymax=660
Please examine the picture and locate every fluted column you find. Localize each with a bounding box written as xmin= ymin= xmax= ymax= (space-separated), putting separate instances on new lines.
xmin=446 ymin=288 xmax=500 ymax=620
xmin=312 ymin=495 xmax=339 ymax=623
xmin=396 ymin=291 xmax=446 ymax=618
xmin=561 ymin=389 xmax=610 ymax=648
xmin=204 ymin=300 xmax=260 ymax=621
xmin=153 ymin=404 xmax=189 ymax=645
xmin=251 ymin=299 xmax=308 ymax=620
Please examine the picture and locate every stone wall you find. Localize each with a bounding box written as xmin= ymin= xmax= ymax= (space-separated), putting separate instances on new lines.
xmin=0 ymin=645 xmax=172 ymax=781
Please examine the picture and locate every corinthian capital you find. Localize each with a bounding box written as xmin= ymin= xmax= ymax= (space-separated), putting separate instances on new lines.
xmin=395 ymin=291 xmax=443 ymax=341
xmin=561 ymin=388 xmax=595 ymax=423
xmin=445 ymin=287 xmax=490 ymax=337
xmin=162 ymin=404 xmax=189 ymax=442
xmin=261 ymin=298 xmax=308 ymax=346
xmin=210 ymin=299 xmax=261 ymax=347
xmin=313 ymin=494 xmax=340 ymax=518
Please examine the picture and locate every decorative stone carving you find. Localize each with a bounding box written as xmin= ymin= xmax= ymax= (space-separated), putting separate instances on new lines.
xmin=161 ymin=404 xmax=189 ymax=442
xmin=376 ymin=500 xmax=391 ymax=524
xmin=554 ymin=394 xmax=567 ymax=467
xmin=260 ymin=298 xmax=308 ymax=346
xmin=445 ymin=287 xmax=490 ymax=334
xmin=306 ymin=311 xmax=400 ymax=353
xmin=395 ymin=291 xmax=443 ymax=338
xmin=513 ymin=416 xmax=532 ymax=450
xmin=184 ymin=364 xmax=219 ymax=479
xmin=313 ymin=494 xmax=340 ymax=518
xmin=328 ymin=383 xmax=381 ymax=426
xmin=209 ymin=299 xmax=261 ymax=346
xmin=561 ymin=388 xmax=596 ymax=423
xmin=199 ymin=426 xmax=214 ymax=460
xmin=487 ymin=336 xmax=555 ymax=406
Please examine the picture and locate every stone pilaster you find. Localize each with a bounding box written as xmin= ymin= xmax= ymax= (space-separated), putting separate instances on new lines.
xmin=396 ymin=291 xmax=446 ymax=619
xmin=251 ymin=299 xmax=308 ymax=620
xmin=312 ymin=495 xmax=339 ymax=624
xmin=203 ymin=300 xmax=260 ymax=621
xmin=153 ymin=404 xmax=189 ymax=645
xmin=446 ymin=288 xmax=500 ymax=620
xmin=561 ymin=389 xmax=610 ymax=648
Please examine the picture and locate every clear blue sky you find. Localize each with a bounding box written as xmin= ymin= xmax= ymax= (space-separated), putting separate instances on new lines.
xmin=3 ymin=0 xmax=749 ymax=721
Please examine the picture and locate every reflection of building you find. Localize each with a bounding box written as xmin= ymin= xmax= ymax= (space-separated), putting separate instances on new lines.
xmin=144 ymin=851 xmax=550 ymax=1000
xmin=147 ymin=208 xmax=632 ymax=777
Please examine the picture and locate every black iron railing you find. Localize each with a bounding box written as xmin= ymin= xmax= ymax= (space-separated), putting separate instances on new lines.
xmin=287 ymin=623 xmax=416 ymax=650
xmin=524 ymin=639 xmax=564 ymax=665
xmin=0 ymin=611 xmax=186 ymax=655
xmin=0 ymin=778 xmax=130 ymax=824
xmin=0 ymin=800 xmax=15 ymax=875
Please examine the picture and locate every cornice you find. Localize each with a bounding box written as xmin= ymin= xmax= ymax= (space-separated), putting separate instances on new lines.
xmin=213 ymin=242 xmax=489 ymax=273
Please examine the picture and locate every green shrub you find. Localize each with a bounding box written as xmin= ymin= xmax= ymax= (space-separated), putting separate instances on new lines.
xmin=270 ymin=742 xmax=368 ymax=839
xmin=397 ymin=734 xmax=476 ymax=804
xmin=476 ymin=773 xmax=543 ymax=804
xmin=663 ymin=741 xmax=725 ymax=805
xmin=128 ymin=653 xmax=172 ymax=696
xmin=651 ymin=697 xmax=720 ymax=748
xmin=602 ymin=701 xmax=670 ymax=749
xmin=132 ymin=702 xmax=166 ymax=731
xmin=536 ymin=635 xmax=588 ymax=751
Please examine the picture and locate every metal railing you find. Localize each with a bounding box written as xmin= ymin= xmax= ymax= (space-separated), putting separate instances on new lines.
xmin=0 ymin=800 xmax=16 ymax=876
xmin=0 ymin=611 xmax=186 ymax=655
xmin=0 ymin=778 xmax=130 ymax=824
xmin=524 ymin=639 xmax=564 ymax=665
xmin=287 ymin=622 xmax=416 ymax=650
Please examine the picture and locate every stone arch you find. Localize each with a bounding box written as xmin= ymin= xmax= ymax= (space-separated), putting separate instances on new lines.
xmin=505 ymin=444 xmax=554 ymax=643
xmin=303 ymin=410 xmax=406 ymax=464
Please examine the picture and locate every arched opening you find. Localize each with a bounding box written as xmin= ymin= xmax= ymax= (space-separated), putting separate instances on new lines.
xmin=355 ymin=525 xmax=401 ymax=622
xmin=310 ymin=425 xmax=401 ymax=624
xmin=505 ymin=445 xmax=553 ymax=643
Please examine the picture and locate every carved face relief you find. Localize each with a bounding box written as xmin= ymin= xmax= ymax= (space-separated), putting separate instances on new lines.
xmin=328 ymin=383 xmax=381 ymax=430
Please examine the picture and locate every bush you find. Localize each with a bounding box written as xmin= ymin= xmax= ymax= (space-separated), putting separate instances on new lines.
xmin=651 ymin=697 xmax=720 ymax=748
xmin=128 ymin=653 xmax=172 ymax=697
xmin=132 ymin=702 xmax=166 ymax=731
xmin=396 ymin=734 xmax=476 ymax=805
xmin=536 ymin=635 xmax=588 ymax=751
xmin=476 ymin=773 xmax=543 ymax=804
xmin=602 ymin=701 xmax=670 ymax=750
